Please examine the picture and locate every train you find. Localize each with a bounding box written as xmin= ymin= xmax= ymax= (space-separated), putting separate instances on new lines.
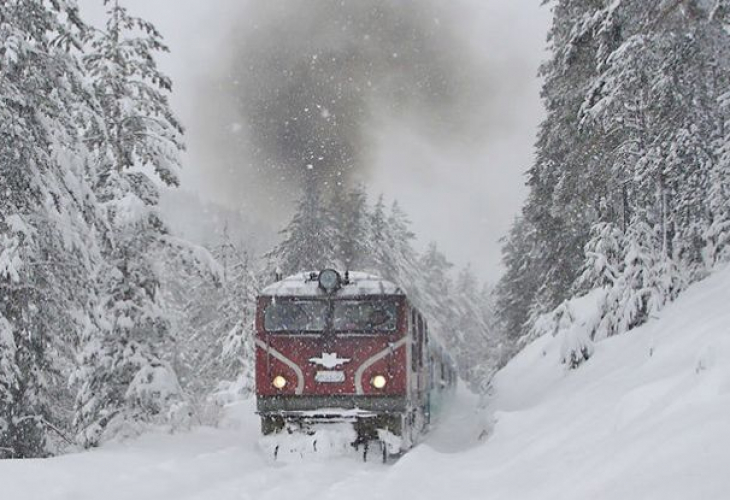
xmin=255 ymin=268 xmax=457 ymax=460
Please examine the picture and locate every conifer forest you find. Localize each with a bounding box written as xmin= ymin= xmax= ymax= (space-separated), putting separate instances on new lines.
xmin=1 ymin=2 xmax=730 ymax=498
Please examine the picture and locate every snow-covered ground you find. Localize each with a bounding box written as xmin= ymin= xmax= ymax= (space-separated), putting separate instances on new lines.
xmin=2 ymin=266 xmax=730 ymax=500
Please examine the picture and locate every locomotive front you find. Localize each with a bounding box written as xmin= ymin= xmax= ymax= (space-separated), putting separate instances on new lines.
xmin=255 ymin=269 xmax=423 ymax=455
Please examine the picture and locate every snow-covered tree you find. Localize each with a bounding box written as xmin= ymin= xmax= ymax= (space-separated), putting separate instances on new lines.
xmin=495 ymin=217 xmax=541 ymax=345
xmin=382 ymin=201 xmax=420 ymax=297
xmin=169 ymin=230 xmax=258 ymax=410
xmin=499 ymin=0 xmax=730 ymax=358
xmin=364 ymin=194 xmax=389 ymax=275
xmin=83 ymin=0 xmax=183 ymax=184
xmin=611 ymin=216 xmax=686 ymax=334
xmin=0 ymin=0 xmax=106 ymax=458
xmin=268 ymin=185 xmax=337 ymax=274
xmin=415 ymin=242 xmax=455 ymax=343
xmin=449 ymin=265 xmax=493 ymax=389
xmin=532 ymin=296 xmax=596 ymax=370
xmin=210 ymin=238 xmax=259 ymax=404
xmin=707 ymin=90 xmax=730 ymax=265
xmin=73 ymin=0 xmax=186 ymax=447
xmin=330 ymin=185 xmax=370 ymax=271
xmin=575 ymin=221 xmax=625 ymax=292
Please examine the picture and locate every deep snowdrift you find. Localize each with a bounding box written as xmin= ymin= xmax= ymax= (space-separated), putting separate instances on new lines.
xmin=1 ymin=265 xmax=729 ymax=500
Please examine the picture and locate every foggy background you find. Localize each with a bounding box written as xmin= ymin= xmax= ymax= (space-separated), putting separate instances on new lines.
xmin=79 ymin=0 xmax=551 ymax=282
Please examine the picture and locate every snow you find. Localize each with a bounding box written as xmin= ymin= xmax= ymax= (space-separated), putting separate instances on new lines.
xmin=160 ymin=234 xmax=225 ymax=283
xmin=261 ymin=271 xmax=402 ymax=297
xmin=2 ymin=266 xmax=730 ymax=499
xmin=486 ymin=264 xmax=730 ymax=499
xmin=258 ymin=422 xmax=358 ymax=462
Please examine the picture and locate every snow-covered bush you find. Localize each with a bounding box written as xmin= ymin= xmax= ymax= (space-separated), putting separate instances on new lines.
xmin=530 ymin=290 xmax=605 ymax=369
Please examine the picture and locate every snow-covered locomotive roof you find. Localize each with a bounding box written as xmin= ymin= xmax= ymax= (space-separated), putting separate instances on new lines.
xmin=260 ymin=271 xmax=403 ymax=298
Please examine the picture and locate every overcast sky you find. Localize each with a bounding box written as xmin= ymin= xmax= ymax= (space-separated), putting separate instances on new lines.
xmin=79 ymin=0 xmax=551 ymax=283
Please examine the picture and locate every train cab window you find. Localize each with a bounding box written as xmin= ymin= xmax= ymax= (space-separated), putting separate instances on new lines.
xmin=332 ymin=300 xmax=397 ymax=332
xmin=411 ymin=310 xmax=418 ymax=371
xmin=417 ymin=316 xmax=424 ymax=367
xmin=264 ymin=300 xmax=327 ymax=333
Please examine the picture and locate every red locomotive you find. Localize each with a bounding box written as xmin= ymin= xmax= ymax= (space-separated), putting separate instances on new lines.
xmin=255 ymin=269 xmax=456 ymax=458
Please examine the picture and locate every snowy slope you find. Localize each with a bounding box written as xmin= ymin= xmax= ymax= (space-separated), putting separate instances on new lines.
xmin=1 ymin=266 xmax=729 ymax=500
xmin=477 ymin=263 xmax=730 ymax=500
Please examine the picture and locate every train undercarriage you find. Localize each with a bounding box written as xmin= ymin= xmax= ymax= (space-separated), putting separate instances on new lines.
xmin=258 ymin=396 xmax=427 ymax=462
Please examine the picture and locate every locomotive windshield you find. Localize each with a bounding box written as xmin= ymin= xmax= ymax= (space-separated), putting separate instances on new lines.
xmin=264 ymin=300 xmax=328 ymax=332
xmin=332 ymin=300 xmax=397 ymax=332
xmin=263 ymin=298 xmax=398 ymax=333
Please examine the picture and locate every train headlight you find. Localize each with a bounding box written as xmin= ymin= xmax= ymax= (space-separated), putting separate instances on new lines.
xmin=272 ymin=375 xmax=287 ymax=390
xmin=318 ymin=269 xmax=342 ymax=293
xmin=371 ymin=375 xmax=387 ymax=389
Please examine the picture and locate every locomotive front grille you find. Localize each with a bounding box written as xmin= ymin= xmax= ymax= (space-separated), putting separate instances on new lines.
xmin=257 ymin=394 xmax=408 ymax=414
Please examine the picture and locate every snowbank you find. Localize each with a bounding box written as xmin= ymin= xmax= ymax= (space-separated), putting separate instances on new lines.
xmin=1 ymin=266 xmax=729 ymax=499
xmin=477 ymin=263 xmax=730 ymax=499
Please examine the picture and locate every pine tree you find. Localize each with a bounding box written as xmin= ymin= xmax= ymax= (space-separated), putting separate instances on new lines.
xmin=383 ymin=201 xmax=420 ymax=295
xmin=214 ymin=238 xmax=259 ymax=403
xmin=362 ymin=195 xmax=393 ymax=278
xmin=269 ymin=185 xmax=337 ymax=275
xmin=494 ymin=0 xmax=610 ymax=347
xmin=330 ymin=185 xmax=370 ymax=271
xmin=73 ymin=0 xmax=186 ymax=447
xmin=708 ymin=90 xmax=730 ymax=265
xmin=579 ymin=1 xmax=727 ymax=276
xmin=607 ymin=216 xmax=685 ymax=334
xmin=479 ymin=282 xmax=507 ymax=369
xmin=495 ymin=217 xmax=541 ymax=344
xmin=0 ymin=0 xmax=105 ymax=458
xmin=521 ymin=0 xmax=608 ymax=315
xmin=416 ymin=242 xmax=455 ymax=344
xmin=185 ymin=232 xmax=257 ymax=402
xmin=499 ymin=0 xmax=730 ymax=357
xmin=575 ymin=221 xmax=625 ymax=292
xmin=83 ymin=0 xmax=184 ymax=184
xmin=450 ymin=265 xmax=492 ymax=390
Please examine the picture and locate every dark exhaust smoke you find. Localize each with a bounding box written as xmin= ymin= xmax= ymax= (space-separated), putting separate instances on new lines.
xmin=197 ymin=0 xmax=488 ymax=213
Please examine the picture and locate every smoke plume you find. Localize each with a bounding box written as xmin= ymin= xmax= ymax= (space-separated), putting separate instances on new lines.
xmin=196 ymin=0 xmax=489 ymax=214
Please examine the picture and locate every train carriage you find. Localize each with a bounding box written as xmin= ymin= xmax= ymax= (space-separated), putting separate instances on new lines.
xmin=255 ymin=269 xmax=456 ymax=458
